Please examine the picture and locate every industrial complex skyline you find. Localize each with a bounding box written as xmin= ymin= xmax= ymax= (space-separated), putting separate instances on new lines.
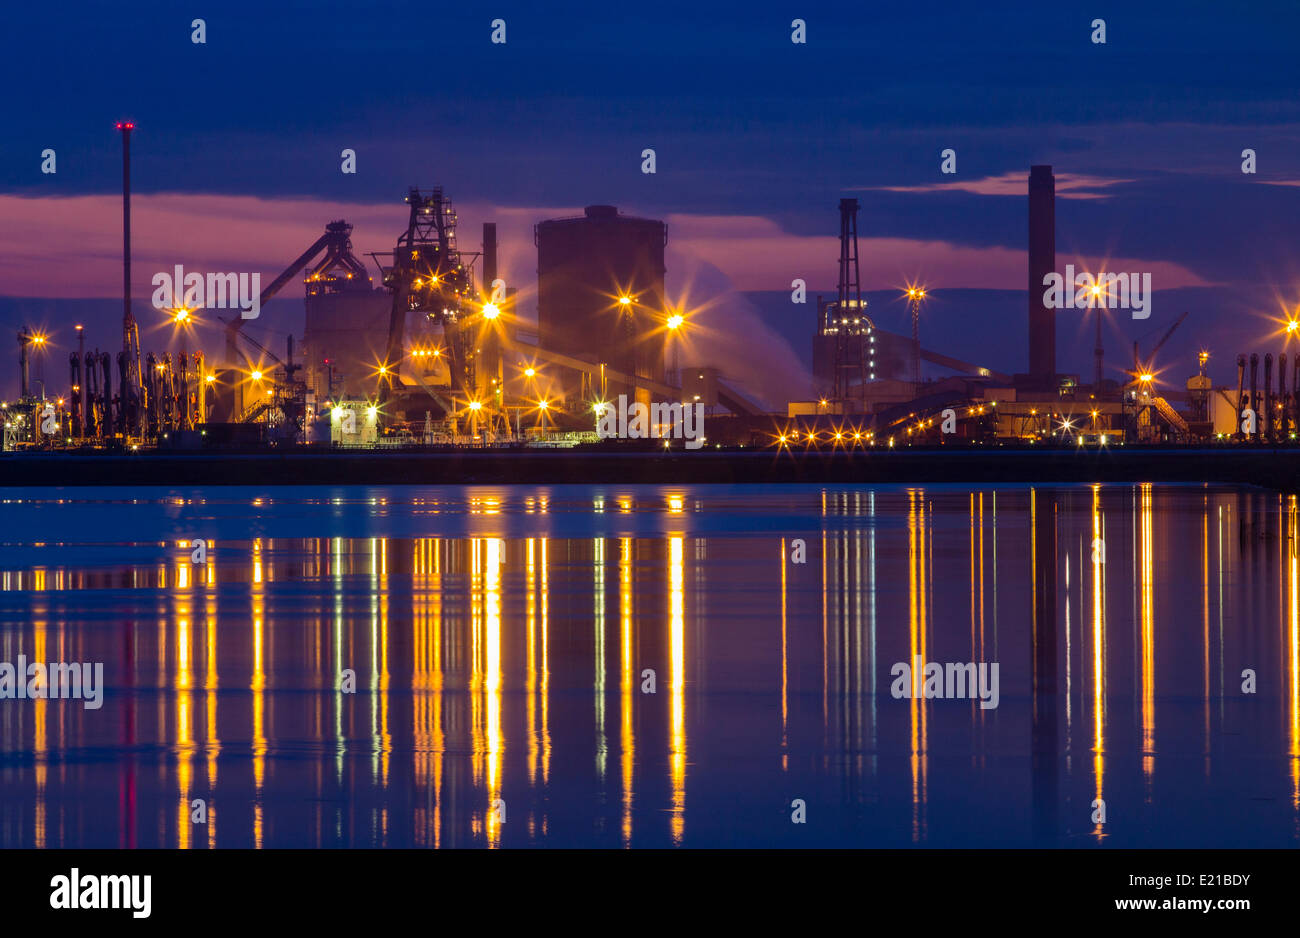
xmin=5 ymin=2 xmax=1300 ymax=399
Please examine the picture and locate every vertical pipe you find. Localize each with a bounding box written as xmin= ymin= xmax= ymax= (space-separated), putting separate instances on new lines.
xmin=1250 ymin=353 xmax=1260 ymax=441
xmin=1293 ymin=356 xmax=1300 ymax=438
xmin=143 ymin=353 xmax=152 ymax=430
xmin=1265 ymin=354 xmax=1274 ymax=439
xmin=178 ymin=350 xmax=189 ymax=430
xmin=1281 ymin=354 xmax=1289 ymax=438
xmin=197 ymin=353 xmax=206 ymax=426
xmin=84 ymin=352 xmax=95 ymax=438
xmin=85 ymin=350 xmax=98 ymax=439
xmin=1236 ymin=354 xmax=1246 ymax=435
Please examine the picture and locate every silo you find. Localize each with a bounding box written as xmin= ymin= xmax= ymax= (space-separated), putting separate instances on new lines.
xmin=535 ymin=205 xmax=668 ymax=407
xmin=302 ymin=289 xmax=392 ymax=400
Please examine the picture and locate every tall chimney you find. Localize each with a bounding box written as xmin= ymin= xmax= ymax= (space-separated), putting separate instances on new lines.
xmin=482 ymin=222 xmax=497 ymax=296
xmin=119 ymin=121 xmax=133 ymax=350
xmin=1028 ymin=165 xmax=1056 ymax=383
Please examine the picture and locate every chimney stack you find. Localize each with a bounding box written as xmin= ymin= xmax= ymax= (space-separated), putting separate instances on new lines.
xmin=1028 ymin=165 xmax=1056 ymax=384
xmin=482 ymin=222 xmax=497 ymax=296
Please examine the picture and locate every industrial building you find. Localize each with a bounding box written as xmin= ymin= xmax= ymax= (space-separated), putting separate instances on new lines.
xmin=535 ymin=205 xmax=668 ymax=407
xmin=784 ymin=162 xmax=1299 ymax=450
xmin=4 ymin=125 xmax=1296 ymax=453
xmin=300 ymin=231 xmax=388 ymax=404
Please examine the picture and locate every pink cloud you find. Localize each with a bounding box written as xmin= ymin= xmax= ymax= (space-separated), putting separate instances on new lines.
xmin=0 ymin=194 xmax=1213 ymax=306
xmin=666 ymin=213 xmax=1214 ymax=292
xmin=858 ymin=171 xmax=1135 ymax=200
xmin=0 ymin=193 xmax=580 ymax=302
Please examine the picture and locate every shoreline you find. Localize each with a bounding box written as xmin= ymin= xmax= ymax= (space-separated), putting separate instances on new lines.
xmin=0 ymin=446 xmax=1296 ymax=490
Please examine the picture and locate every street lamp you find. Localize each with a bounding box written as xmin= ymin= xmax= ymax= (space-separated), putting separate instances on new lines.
xmin=666 ymin=311 xmax=685 ymax=386
xmin=534 ymin=398 xmax=552 ymax=429
xmin=906 ymin=287 xmax=927 ymax=384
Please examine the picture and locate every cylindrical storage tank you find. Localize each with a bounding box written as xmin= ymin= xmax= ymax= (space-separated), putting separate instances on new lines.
xmin=535 ymin=205 xmax=668 ymax=407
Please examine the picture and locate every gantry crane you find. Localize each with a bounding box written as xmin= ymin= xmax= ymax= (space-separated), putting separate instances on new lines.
xmin=1130 ymin=311 xmax=1191 ymax=441
xmin=1131 ymin=311 xmax=1188 ymax=384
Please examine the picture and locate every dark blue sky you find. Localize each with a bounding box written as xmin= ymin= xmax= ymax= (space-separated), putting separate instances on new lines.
xmin=4 ymin=0 xmax=1300 ymax=395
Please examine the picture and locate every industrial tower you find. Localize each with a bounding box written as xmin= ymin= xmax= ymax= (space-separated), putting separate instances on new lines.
xmin=372 ymin=187 xmax=486 ymax=420
xmin=117 ymin=121 xmax=145 ymax=438
xmin=1027 ymin=166 xmax=1056 ymax=387
xmin=823 ymin=198 xmax=874 ymax=404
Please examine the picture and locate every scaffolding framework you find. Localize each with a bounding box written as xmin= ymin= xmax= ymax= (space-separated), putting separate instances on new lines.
xmin=819 ymin=198 xmax=874 ymax=403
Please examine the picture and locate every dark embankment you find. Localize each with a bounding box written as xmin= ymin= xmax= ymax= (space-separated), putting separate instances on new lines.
xmin=0 ymin=446 xmax=1297 ymax=490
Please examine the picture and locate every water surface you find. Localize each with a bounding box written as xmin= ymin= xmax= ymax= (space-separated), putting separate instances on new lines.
xmin=0 ymin=482 xmax=1296 ymax=848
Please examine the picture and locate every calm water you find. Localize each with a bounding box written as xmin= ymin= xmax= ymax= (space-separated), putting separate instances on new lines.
xmin=0 ymin=482 xmax=1297 ymax=848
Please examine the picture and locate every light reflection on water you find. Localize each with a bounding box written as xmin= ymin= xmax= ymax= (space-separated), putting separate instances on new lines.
xmin=0 ymin=482 xmax=1297 ymax=848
